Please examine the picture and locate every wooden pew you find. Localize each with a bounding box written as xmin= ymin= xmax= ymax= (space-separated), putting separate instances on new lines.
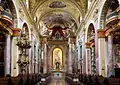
xmin=0 ymin=77 xmax=8 ymax=85
xmin=11 ymin=77 xmax=19 ymax=85
xmin=108 ymin=78 xmax=120 ymax=85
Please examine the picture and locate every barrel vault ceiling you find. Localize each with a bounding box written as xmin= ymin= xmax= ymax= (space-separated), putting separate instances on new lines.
xmin=18 ymin=0 xmax=87 ymax=38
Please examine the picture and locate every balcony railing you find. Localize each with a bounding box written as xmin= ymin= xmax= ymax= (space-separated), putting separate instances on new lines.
xmin=106 ymin=11 xmax=118 ymax=20
xmin=106 ymin=11 xmax=119 ymax=25
xmin=0 ymin=10 xmax=13 ymax=25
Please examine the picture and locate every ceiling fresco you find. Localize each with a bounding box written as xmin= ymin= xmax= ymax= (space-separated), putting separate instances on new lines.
xmin=21 ymin=0 xmax=87 ymax=37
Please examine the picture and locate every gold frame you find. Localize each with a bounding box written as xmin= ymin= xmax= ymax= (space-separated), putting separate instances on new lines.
xmin=52 ymin=47 xmax=63 ymax=69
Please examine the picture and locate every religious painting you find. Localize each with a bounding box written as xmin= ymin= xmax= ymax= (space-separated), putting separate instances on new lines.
xmin=52 ymin=48 xmax=63 ymax=70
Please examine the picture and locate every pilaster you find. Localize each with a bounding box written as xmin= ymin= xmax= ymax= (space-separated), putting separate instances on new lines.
xmin=107 ymin=35 xmax=114 ymax=76
xmin=11 ymin=37 xmax=19 ymax=76
xmin=68 ymin=37 xmax=75 ymax=73
xmin=42 ymin=38 xmax=48 ymax=73
xmin=5 ymin=35 xmax=11 ymax=75
xmin=97 ymin=29 xmax=107 ymax=77
xmin=85 ymin=42 xmax=91 ymax=74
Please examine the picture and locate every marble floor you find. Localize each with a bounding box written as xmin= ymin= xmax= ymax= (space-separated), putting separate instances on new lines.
xmin=48 ymin=78 xmax=69 ymax=85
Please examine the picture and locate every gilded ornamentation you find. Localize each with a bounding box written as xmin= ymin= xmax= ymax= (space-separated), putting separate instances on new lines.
xmin=0 ymin=21 xmax=13 ymax=35
xmin=106 ymin=7 xmax=120 ymax=27
xmin=97 ymin=29 xmax=105 ymax=38
xmin=105 ymin=28 xmax=113 ymax=36
xmin=12 ymin=28 xmax=21 ymax=37
xmin=85 ymin=42 xmax=91 ymax=48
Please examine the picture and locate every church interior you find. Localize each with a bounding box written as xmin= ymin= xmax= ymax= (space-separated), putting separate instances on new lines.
xmin=0 ymin=0 xmax=120 ymax=85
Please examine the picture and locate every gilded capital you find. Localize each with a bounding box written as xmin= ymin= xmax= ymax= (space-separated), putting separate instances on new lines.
xmin=97 ymin=29 xmax=105 ymax=38
xmin=85 ymin=42 xmax=91 ymax=48
xmin=12 ymin=28 xmax=21 ymax=37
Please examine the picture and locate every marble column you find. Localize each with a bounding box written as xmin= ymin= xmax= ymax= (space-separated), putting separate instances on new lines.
xmin=68 ymin=38 xmax=73 ymax=73
xmin=34 ymin=44 xmax=36 ymax=73
xmin=31 ymin=42 xmax=34 ymax=74
xmin=97 ymin=29 xmax=107 ymax=77
xmin=85 ymin=42 xmax=91 ymax=74
xmin=38 ymin=49 xmax=40 ymax=74
xmin=43 ymin=38 xmax=47 ymax=73
xmin=11 ymin=37 xmax=19 ymax=76
xmin=91 ymin=44 xmax=96 ymax=74
xmin=29 ymin=46 xmax=32 ymax=74
xmin=5 ymin=35 xmax=11 ymax=75
xmin=107 ymin=35 xmax=114 ymax=76
xmin=11 ymin=28 xmax=21 ymax=76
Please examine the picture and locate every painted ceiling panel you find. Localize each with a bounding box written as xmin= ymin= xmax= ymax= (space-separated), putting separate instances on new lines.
xmin=34 ymin=0 xmax=81 ymax=23
xmin=27 ymin=0 xmax=87 ymax=37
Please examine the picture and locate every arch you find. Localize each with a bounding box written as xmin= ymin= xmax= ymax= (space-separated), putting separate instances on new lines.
xmin=85 ymin=20 xmax=96 ymax=42
xmin=87 ymin=23 xmax=95 ymax=42
xmin=0 ymin=0 xmax=18 ymax=27
xmin=12 ymin=0 xmax=19 ymax=27
xmin=21 ymin=23 xmax=29 ymax=39
xmin=52 ymin=47 xmax=63 ymax=70
xmin=21 ymin=21 xmax=32 ymax=40
xmin=86 ymin=23 xmax=96 ymax=74
xmin=48 ymin=45 xmax=67 ymax=71
xmin=22 ymin=23 xmax=29 ymax=33
xmin=100 ymin=0 xmax=119 ymax=29
xmin=98 ymin=0 xmax=119 ymax=77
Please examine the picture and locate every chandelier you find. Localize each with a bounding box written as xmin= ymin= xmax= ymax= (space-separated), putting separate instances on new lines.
xmin=16 ymin=33 xmax=31 ymax=71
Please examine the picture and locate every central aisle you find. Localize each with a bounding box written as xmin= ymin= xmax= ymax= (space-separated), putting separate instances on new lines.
xmin=48 ymin=72 xmax=69 ymax=85
xmin=48 ymin=78 xmax=69 ymax=85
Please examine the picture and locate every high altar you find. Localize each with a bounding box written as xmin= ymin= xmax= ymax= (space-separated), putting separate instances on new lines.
xmin=52 ymin=48 xmax=63 ymax=71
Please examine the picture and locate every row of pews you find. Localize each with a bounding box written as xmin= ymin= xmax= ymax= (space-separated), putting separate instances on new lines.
xmin=0 ymin=73 xmax=51 ymax=85
xmin=65 ymin=73 xmax=120 ymax=85
xmin=65 ymin=73 xmax=80 ymax=85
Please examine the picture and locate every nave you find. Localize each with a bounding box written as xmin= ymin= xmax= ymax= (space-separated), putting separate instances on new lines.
xmin=0 ymin=0 xmax=120 ymax=85
xmin=0 ymin=72 xmax=120 ymax=85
